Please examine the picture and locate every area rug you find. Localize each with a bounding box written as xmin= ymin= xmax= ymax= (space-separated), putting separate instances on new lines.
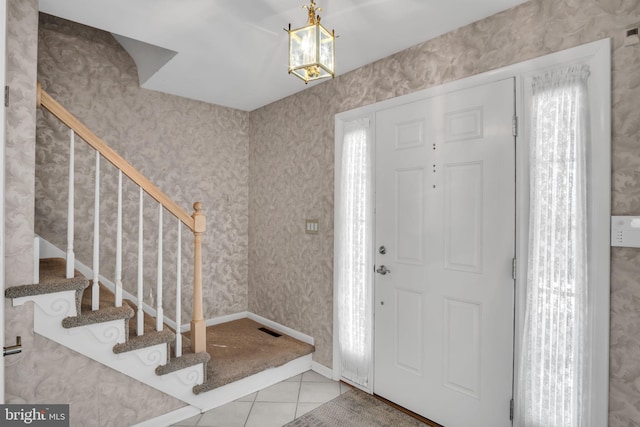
xmin=285 ymin=388 xmax=430 ymax=427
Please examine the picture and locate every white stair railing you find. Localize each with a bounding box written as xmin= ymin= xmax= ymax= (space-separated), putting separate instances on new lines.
xmin=176 ymin=219 xmax=182 ymax=357
xmin=38 ymin=83 xmax=207 ymax=355
xmin=92 ymin=151 xmax=100 ymax=310
xmin=66 ymin=129 xmax=75 ymax=279
xmin=137 ymin=187 xmax=144 ymax=335
xmin=156 ymin=204 xmax=163 ymax=332
xmin=115 ymin=170 xmax=123 ymax=308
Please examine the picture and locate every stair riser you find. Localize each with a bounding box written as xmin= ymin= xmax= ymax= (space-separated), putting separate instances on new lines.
xmin=11 ymin=291 xmax=208 ymax=408
xmin=13 ymin=290 xmax=78 ymax=317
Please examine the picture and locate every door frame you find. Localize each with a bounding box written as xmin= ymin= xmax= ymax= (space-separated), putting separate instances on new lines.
xmin=0 ymin=0 xmax=7 ymax=403
xmin=334 ymin=38 xmax=611 ymax=424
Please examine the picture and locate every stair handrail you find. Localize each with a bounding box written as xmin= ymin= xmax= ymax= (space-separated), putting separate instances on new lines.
xmin=36 ymin=83 xmax=207 ymax=354
xmin=37 ymin=84 xmax=194 ymax=229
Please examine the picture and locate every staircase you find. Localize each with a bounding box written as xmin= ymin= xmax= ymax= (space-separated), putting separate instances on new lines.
xmin=5 ymin=258 xmax=212 ymax=408
xmin=7 ymin=84 xmax=317 ymax=419
xmin=5 ymin=83 xmax=216 ymax=410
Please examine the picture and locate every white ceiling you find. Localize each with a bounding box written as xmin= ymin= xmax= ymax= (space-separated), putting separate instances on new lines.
xmin=39 ymin=0 xmax=529 ymax=112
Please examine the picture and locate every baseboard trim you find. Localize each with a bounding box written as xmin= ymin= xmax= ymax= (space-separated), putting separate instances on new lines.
xmin=196 ymin=354 xmax=313 ymax=413
xmin=180 ymin=311 xmax=249 ymax=331
xmin=38 ymin=237 xmax=178 ymax=330
xmin=38 ymin=238 xmax=316 ymax=350
xmin=206 ymin=311 xmax=248 ymax=326
xmin=311 ymin=361 xmax=333 ymax=380
xmin=180 ymin=311 xmax=315 ymax=347
xmin=247 ymin=312 xmax=314 ymax=345
xmin=144 ymin=359 xmax=324 ymax=425
xmin=132 ymin=405 xmax=201 ymax=427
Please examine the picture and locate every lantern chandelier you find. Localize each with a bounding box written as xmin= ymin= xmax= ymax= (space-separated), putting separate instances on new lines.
xmin=285 ymin=0 xmax=335 ymax=84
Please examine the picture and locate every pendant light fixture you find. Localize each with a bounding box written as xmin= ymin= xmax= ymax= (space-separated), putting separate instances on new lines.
xmin=286 ymin=0 xmax=335 ymax=83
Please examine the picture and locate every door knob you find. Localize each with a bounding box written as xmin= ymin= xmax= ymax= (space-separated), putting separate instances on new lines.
xmin=376 ymin=265 xmax=391 ymax=275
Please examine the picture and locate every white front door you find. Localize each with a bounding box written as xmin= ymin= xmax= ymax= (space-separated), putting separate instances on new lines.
xmin=374 ymin=78 xmax=515 ymax=427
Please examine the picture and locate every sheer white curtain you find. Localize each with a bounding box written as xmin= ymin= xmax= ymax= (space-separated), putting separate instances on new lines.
xmin=335 ymin=117 xmax=373 ymax=389
xmin=517 ymin=64 xmax=591 ymax=427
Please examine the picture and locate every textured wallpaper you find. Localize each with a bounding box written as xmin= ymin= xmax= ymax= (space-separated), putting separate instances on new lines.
xmin=248 ymin=0 xmax=640 ymax=424
xmin=36 ymin=14 xmax=250 ymax=323
xmin=5 ymin=4 xmax=188 ymax=425
xmin=30 ymin=333 xmax=185 ymax=426
xmin=11 ymin=0 xmax=640 ymax=425
xmin=4 ymin=0 xmax=38 ymax=407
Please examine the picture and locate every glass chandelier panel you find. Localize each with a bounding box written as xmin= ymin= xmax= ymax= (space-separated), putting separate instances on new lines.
xmin=287 ymin=1 xmax=335 ymax=83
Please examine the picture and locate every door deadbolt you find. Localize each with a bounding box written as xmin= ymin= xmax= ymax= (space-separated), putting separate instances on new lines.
xmin=378 ymin=246 xmax=386 ymax=255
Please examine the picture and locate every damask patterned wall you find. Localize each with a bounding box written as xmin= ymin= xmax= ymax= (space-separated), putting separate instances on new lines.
xmin=36 ymin=14 xmax=250 ymax=322
xmin=10 ymin=0 xmax=640 ymax=424
xmin=248 ymin=0 xmax=640 ymax=424
xmin=5 ymin=4 xmax=188 ymax=425
xmin=4 ymin=0 xmax=39 ymax=407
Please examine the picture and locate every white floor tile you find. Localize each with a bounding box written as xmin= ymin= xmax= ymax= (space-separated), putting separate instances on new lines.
xmin=255 ymin=380 xmax=301 ymax=403
xmin=295 ymin=402 xmax=322 ymax=418
xmin=174 ymin=370 xmax=343 ymax=427
xmin=196 ymin=402 xmax=253 ymax=427
xmin=245 ymin=402 xmax=297 ymax=427
xmin=301 ymin=370 xmax=333 ymax=383
xmin=235 ymin=391 xmax=257 ymax=402
xmin=298 ymin=382 xmax=341 ymax=404
xmin=171 ymin=414 xmax=201 ymax=426
xmin=285 ymin=374 xmax=302 ymax=382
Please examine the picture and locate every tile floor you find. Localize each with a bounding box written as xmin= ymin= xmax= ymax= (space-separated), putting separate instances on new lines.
xmin=172 ymin=370 xmax=350 ymax=427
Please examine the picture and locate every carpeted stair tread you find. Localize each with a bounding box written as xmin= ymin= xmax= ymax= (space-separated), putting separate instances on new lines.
xmin=7 ymin=259 xmax=315 ymax=399
xmin=80 ymin=281 xmax=187 ymax=345
xmin=8 ymin=257 xmax=213 ymax=395
xmin=113 ymin=329 xmax=175 ymax=354
xmin=81 ymin=281 xmax=115 ymax=310
xmin=37 ymin=258 xmax=86 ymax=284
xmin=5 ymin=258 xmax=88 ymax=315
xmin=155 ymin=352 xmax=211 ymax=378
xmin=192 ymin=318 xmax=315 ymax=394
xmin=62 ymin=304 xmax=134 ymax=329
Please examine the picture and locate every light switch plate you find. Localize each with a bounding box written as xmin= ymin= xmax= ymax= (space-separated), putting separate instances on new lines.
xmin=305 ymin=219 xmax=319 ymax=234
xmin=611 ymin=216 xmax=640 ymax=247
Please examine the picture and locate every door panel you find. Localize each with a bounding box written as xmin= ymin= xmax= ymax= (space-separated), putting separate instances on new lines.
xmin=395 ymin=168 xmax=425 ymax=264
xmin=443 ymin=162 xmax=483 ymax=272
xmin=374 ymin=78 xmax=515 ymax=427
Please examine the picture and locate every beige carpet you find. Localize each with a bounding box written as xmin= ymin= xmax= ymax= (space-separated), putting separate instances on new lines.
xmin=81 ymin=278 xmax=315 ymax=393
xmin=16 ymin=258 xmax=314 ymax=396
xmin=192 ymin=318 xmax=315 ymax=393
xmin=79 ymin=274 xmax=315 ymax=393
xmin=285 ymin=388 xmax=432 ymax=427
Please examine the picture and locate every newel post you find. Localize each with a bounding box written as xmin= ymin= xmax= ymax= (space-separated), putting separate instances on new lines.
xmin=191 ymin=202 xmax=206 ymax=353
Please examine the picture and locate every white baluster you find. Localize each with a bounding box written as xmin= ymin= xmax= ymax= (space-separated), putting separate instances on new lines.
xmin=156 ymin=205 xmax=163 ymax=331
xmin=137 ymin=187 xmax=144 ymax=336
xmin=175 ymin=220 xmax=182 ymax=357
xmin=66 ymin=129 xmax=75 ymax=278
xmin=92 ymin=151 xmax=100 ymax=310
xmin=115 ymin=170 xmax=123 ymax=308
